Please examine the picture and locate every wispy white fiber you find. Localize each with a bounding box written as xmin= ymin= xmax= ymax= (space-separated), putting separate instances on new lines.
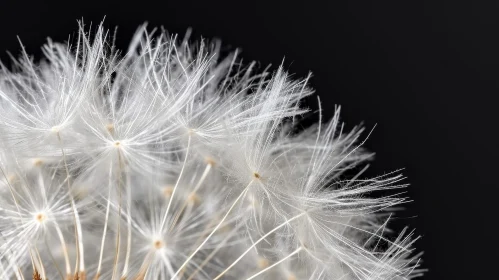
xmin=0 ymin=21 xmax=423 ymax=280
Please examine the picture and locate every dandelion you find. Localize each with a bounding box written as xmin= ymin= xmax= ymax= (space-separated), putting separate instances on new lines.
xmin=0 ymin=21 xmax=423 ymax=280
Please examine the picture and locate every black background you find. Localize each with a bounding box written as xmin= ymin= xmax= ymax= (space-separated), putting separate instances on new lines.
xmin=0 ymin=1 xmax=496 ymax=279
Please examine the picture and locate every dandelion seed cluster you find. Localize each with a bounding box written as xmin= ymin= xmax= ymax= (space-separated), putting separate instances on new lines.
xmin=0 ymin=23 xmax=423 ymax=280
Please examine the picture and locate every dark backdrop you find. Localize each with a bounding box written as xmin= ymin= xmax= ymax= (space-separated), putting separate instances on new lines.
xmin=1 ymin=1 xmax=496 ymax=279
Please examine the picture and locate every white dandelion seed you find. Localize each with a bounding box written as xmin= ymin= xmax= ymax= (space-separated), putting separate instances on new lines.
xmin=0 ymin=21 xmax=423 ymax=280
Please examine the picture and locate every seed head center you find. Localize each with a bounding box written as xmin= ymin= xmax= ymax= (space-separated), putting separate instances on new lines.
xmin=153 ymin=239 xmax=164 ymax=249
xmin=35 ymin=213 xmax=46 ymax=223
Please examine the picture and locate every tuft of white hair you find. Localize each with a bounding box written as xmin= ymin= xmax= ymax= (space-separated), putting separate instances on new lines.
xmin=0 ymin=21 xmax=424 ymax=280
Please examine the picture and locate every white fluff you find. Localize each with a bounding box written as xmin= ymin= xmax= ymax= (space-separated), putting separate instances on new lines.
xmin=0 ymin=22 xmax=423 ymax=280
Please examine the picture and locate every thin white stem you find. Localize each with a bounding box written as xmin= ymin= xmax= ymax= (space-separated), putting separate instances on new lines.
xmin=133 ymin=250 xmax=154 ymax=280
xmin=0 ymin=235 xmax=22 ymax=280
xmin=171 ymin=181 xmax=253 ymax=279
xmin=0 ymin=166 xmax=22 ymax=217
xmin=160 ymin=134 xmax=192 ymax=231
xmin=43 ymin=236 xmax=64 ymax=280
xmin=53 ymin=222 xmax=72 ymax=276
xmin=179 ymin=212 xmax=223 ymax=279
xmin=169 ymin=162 xmax=212 ymax=231
xmin=187 ymin=225 xmax=241 ymax=280
xmin=244 ymin=247 xmax=303 ymax=280
xmin=161 ymin=252 xmax=176 ymax=278
xmin=34 ymin=247 xmax=46 ymax=279
xmin=36 ymin=168 xmax=48 ymax=208
xmin=111 ymin=206 xmax=122 ymax=280
xmin=28 ymin=249 xmax=37 ymax=277
xmin=122 ymin=166 xmax=133 ymax=278
xmin=112 ymin=151 xmax=125 ymax=280
xmin=96 ymin=163 xmax=114 ymax=278
xmin=213 ymin=212 xmax=306 ymax=280
xmin=192 ymin=162 xmax=212 ymax=193
xmin=57 ymin=131 xmax=85 ymax=272
xmin=17 ymin=268 xmax=24 ymax=280
xmin=0 ymin=259 xmax=5 ymax=278
xmin=0 ymin=264 xmax=6 ymax=280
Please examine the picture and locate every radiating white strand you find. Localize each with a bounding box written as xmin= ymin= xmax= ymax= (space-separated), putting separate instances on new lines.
xmin=56 ymin=132 xmax=85 ymax=273
xmin=53 ymin=222 xmax=71 ymax=276
xmin=121 ymin=162 xmax=133 ymax=279
xmin=245 ymin=247 xmax=303 ymax=280
xmin=96 ymin=162 xmax=114 ymax=278
xmin=171 ymin=180 xmax=253 ymax=279
xmin=160 ymin=134 xmax=192 ymax=232
xmin=213 ymin=212 xmax=306 ymax=280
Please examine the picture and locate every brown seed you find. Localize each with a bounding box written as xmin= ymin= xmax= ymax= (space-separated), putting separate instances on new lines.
xmin=33 ymin=158 xmax=43 ymax=167
xmin=133 ymin=273 xmax=145 ymax=280
xmin=162 ymin=186 xmax=174 ymax=198
xmin=205 ymin=157 xmax=216 ymax=166
xmin=257 ymin=257 xmax=269 ymax=268
xmin=106 ymin=123 xmax=115 ymax=134
xmin=188 ymin=192 xmax=201 ymax=204
xmin=74 ymin=271 xmax=86 ymax=280
xmin=33 ymin=269 xmax=42 ymax=280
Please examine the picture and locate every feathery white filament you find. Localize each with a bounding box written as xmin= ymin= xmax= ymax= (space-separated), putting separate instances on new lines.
xmin=171 ymin=181 xmax=252 ymax=279
xmin=213 ymin=212 xmax=306 ymax=280
xmin=245 ymin=247 xmax=303 ymax=280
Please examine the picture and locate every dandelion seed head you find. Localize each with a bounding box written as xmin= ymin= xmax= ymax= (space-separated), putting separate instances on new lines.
xmin=0 ymin=21 xmax=423 ymax=280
